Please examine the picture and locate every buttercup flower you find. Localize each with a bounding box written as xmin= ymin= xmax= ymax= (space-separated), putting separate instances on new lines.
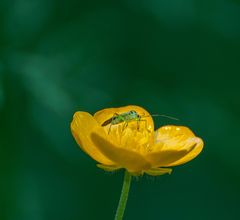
xmin=71 ymin=105 xmax=204 ymax=176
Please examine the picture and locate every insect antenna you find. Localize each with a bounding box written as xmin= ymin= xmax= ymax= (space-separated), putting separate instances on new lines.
xmin=142 ymin=114 xmax=179 ymax=121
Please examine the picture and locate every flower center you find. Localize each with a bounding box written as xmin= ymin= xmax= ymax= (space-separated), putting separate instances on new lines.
xmin=103 ymin=120 xmax=154 ymax=153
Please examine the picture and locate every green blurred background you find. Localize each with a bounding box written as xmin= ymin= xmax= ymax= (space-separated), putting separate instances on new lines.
xmin=1 ymin=0 xmax=240 ymax=219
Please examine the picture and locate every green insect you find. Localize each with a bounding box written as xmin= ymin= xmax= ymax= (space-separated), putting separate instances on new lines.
xmin=102 ymin=110 xmax=141 ymax=133
xmin=101 ymin=110 xmax=178 ymax=134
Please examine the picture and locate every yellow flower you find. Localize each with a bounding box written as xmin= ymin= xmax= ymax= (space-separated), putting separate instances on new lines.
xmin=71 ymin=105 xmax=204 ymax=176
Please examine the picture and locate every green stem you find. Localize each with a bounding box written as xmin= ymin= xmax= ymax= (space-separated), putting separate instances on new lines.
xmin=114 ymin=170 xmax=132 ymax=220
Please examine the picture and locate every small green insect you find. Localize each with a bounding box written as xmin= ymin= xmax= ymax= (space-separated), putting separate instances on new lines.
xmin=102 ymin=110 xmax=141 ymax=134
xmin=101 ymin=110 xmax=178 ymax=134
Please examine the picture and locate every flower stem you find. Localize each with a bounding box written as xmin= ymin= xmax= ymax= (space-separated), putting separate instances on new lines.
xmin=114 ymin=170 xmax=132 ymax=220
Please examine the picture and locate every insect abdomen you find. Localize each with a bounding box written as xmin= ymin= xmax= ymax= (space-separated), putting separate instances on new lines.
xmin=101 ymin=116 xmax=124 ymax=126
xmin=101 ymin=118 xmax=112 ymax=126
xmin=111 ymin=116 xmax=124 ymax=125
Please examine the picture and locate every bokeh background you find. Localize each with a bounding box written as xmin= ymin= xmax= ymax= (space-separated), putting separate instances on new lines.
xmin=1 ymin=0 xmax=240 ymax=219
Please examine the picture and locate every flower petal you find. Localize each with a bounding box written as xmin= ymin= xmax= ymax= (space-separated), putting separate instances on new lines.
xmin=145 ymin=168 xmax=172 ymax=176
xmin=70 ymin=112 xmax=114 ymax=165
xmin=97 ymin=164 xmax=121 ymax=172
xmin=165 ymin=137 xmax=204 ymax=166
xmin=154 ymin=126 xmax=197 ymax=151
xmin=148 ymin=125 xmax=204 ymax=167
xmin=146 ymin=148 xmax=195 ymax=167
xmin=91 ymin=128 xmax=152 ymax=172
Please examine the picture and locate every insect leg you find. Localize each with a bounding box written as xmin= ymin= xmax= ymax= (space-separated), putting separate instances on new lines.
xmin=137 ymin=118 xmax=140 ymax=130
xmin=107 ymin=113 xmax=119 ymax=134
xmin=122 ymin=121 xmax=128 ymax=132
xmin=108 ymin=123 xmax=112 ymax=134
xmin=139 ymin=119 xmax=148 ymax=131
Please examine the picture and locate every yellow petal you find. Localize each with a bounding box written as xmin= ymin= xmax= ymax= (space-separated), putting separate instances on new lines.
xmin=148 ymin=125 xmax=203 ymax=167
xmin=154 ymin=125 xmax=196 ymax=151
xmin=70 ymin=112 xmax=114 ymax=165
xmin=145 ymin=167 xmax=172 ymax=176
xmin=146 ymin=148 xmax=195 ymax=167
xmin=97 ymin=164 xmax=121 ymax=172
xmin=166 ymin=137 xmax=204 ymax=166
xmin=91 ymin=128 xmax=151 ymax=172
